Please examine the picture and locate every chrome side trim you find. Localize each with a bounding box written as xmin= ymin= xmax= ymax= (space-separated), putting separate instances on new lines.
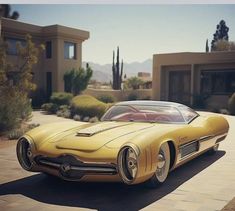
xmin=178 ymin=132 xmax=228 ymax=161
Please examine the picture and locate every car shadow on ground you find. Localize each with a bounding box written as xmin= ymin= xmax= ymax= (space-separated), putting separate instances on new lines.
xmin=0 ymin=151 xmax=225 ymax=211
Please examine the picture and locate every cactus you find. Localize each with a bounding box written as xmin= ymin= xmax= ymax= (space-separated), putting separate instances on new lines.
xmin=112 ymin=47 xmax=123 ymax=90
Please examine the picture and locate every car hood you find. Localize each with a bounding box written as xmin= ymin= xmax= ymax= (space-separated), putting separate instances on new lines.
xmin=33 ymin=121 xmax=154 ymax=152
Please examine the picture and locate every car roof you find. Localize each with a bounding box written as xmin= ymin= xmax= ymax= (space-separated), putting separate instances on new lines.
xmin=115 ymin=100 xmax=187 ymax=108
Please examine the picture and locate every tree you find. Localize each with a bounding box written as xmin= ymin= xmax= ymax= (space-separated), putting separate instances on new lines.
xmin=206 ymin=39 xmax=209 ymax=52
xmin=213 ymin=40 xmax=235 ymax=51
xmin=126 ymin=77 xmax=144 ymax=90
xmin=112 ymin=47 xmax=123 ymax=90
xmin=211 ymin=20 xmax=229 ymax=51
xmin=0 ymin=35 xmax=44 ymax=131
xmin=63 ymin=63 xmax=93 ymax=95
xmin=0 ymin=4 xmax=19 ymax=20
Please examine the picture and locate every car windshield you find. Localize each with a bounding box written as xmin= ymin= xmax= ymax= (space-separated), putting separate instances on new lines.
xmin=101 ymin=104 xmax=198 ymax=124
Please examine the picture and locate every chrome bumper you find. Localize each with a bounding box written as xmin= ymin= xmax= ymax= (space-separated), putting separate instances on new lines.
xmin=34 ymin=155 xmax=117 ymax=181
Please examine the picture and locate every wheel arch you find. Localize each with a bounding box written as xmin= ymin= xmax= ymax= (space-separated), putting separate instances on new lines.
xmin=167 ymin=140 xmax=177 ymax=171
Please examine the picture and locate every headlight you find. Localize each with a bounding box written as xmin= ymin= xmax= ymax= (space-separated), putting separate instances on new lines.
xmin=118 ymin=144 xmax=139 ymax=184
xmin=16 ymin=137 xmax=34 ymax=170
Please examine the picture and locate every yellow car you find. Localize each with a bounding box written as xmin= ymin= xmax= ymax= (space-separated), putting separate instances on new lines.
xmin=17 ymin=101 xmax=229 ymax=187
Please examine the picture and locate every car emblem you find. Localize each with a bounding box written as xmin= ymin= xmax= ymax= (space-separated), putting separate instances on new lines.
xmin=61 ymin=163 xmax=71 ymax=172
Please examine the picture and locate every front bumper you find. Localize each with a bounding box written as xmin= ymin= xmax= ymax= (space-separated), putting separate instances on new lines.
xmin=34 ymin=154 xmax=118 ymax=181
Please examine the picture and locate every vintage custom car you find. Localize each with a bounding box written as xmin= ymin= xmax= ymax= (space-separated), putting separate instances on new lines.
xmin=17 ymin=101 xmax=229 ymax=187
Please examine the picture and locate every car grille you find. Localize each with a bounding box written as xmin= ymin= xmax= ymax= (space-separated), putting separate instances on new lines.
xmin=35 ymin=154 xmax=117 ymax=180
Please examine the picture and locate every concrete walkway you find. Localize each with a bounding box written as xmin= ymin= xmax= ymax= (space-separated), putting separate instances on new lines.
xmin=0 ymin=112 xmax=235 ymax=211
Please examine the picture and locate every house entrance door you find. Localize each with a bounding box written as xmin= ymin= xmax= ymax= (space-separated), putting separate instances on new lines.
xmin=169 ymin=71 xmax=191 ymax=105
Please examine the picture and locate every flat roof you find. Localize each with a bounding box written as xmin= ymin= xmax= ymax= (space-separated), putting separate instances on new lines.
xmin=0 ymin=17 xmax=89 ymax=40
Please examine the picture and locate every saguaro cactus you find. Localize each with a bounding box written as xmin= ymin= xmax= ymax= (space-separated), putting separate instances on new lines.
xmin=112 ymin=47 xmax=123 ymax=90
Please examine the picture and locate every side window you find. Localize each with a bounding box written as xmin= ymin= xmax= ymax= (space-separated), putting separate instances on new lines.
xmin=179 ymin=106 xmax=198 ymax=122
xmin=102 ymin=106 xmax=136 ymax=120
xmin=5 ymin=37 xmax=26 ymax=55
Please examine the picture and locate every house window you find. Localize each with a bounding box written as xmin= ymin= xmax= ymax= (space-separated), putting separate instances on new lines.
xmin=64 ymin=42 xmax=76 ymax=59
xmin=5 ymin=37 xmax=26 ymax=55
xmin=46 ymin=41 xmax=52 ymax=58
xmin=201 ymin=70 xmax=235 ymax=95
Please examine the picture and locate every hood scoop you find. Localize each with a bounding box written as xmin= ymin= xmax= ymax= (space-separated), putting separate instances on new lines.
xmin=76 ymin=122 xmax=132 ymax=137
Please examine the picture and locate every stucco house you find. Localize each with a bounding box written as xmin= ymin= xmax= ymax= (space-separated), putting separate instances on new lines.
xmin=152 ymin=51 xmax=235 ymax=108
xmin=0 ymin=17 xmax=89 ymax=104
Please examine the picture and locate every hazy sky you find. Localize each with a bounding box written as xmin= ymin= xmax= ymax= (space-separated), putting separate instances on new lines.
xmin=12 ymin=4 xmax=235 ymax=64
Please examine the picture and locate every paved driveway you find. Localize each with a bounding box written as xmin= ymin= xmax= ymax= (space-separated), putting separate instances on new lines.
xmin=0 ymin=111 xmax=235 ymax=211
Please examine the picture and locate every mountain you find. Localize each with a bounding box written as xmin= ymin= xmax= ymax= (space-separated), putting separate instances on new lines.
xmin=82 ymin=59 xmax=152 ymax=83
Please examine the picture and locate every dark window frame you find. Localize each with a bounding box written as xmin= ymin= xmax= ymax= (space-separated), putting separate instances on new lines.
xmin=64 ymin=41 xmax=76 ymax=60
xmin=5 ymin=37 xmax=26 ymax=56
xmin=201 ymin=69 xmax=235 ymax=95
xmin=45 ymin=41 xmax=52 ymax=59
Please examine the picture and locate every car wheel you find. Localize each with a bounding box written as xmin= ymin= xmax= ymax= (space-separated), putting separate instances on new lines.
xmin=146 ymin=142 xmax=170 ymax=188
xmin=207 ymin=144 xmax=219 ymax=155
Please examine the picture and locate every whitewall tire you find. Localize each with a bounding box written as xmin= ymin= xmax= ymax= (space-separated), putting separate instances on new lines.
xmin=146 ymin=142 xmax=170 ymax=188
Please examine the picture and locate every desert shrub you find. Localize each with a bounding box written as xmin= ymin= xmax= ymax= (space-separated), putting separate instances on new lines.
xmin=56 ymin=106 xmax=71 ymax=118
xmin=56 ymin=110 xmax=63 ymax=117
xmin=62 ymin=110 xmax=71 ymax=118
xmin=89 ymin=116 xmax=99 ymax=123
xmin=0 ymin=91 xmax=32 ymax=131
xmin=97 ymin=94 xmax=115 ymax=103
xmin=27 ymin=123 xmax=40 ymax=130
xmin=127 ymin=93 xmax=138 ymax=101
xmin=50 ymin=92 xmax=73 ymax=106
xmin=73 ymin=114 xmax=81 ymax=121
xmin=7 ymin=129 xmax=25 ymax=140
xmin=59 ymin=105 xmax=70 ymax=111
xmin=71 ymin=95 xmax=108 ymax=119
xmin=228 ymin=93 xmax=235 ymax=115
xmin=83 ymin=116 xmax=90 ymax=122
xmin=41 ymin=103 xmax=58 ymax=114
xmin=7 ymin=123 xmax=40 ymax=140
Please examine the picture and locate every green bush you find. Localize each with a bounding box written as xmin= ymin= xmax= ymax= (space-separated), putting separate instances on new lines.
xmin=228 ymin=93 xmax=235 ymax=115
xmin=127 ymin=93 xmax=138 ymax=101
xmin=71 ymin=95 xmax=108 ymax=119
xmin=73 ymin=114 xmax=81 ymax=121
xmin=0 ymin=91 xmax=32 ymax=131
xmin=7 ymin=129 xmax=25 ymax=140
xmin=83 ymin=116 xmax=90 ymax=122
xmin=59 ymin=105 xmax=70 ymax=111
xmin=41 ymin=103 xmax=58 ymax=114
xmin=7 ymin=123 xmax=40 ymax=140
xmin=97 ymin=94 xmax=115 ymax=103
xmin=50 ymin=92 xmax=73 ymax=106
xmin=89 ymin=116 xmax=99 ymax=123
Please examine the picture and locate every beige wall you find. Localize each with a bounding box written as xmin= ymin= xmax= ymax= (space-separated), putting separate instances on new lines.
xmin=0 ymin=17 xmax=89 ymax=100
xmin=152 ymin=51 xmax=235 ymax=108
xmin=83 ymin=88 xmax=152 ymax=101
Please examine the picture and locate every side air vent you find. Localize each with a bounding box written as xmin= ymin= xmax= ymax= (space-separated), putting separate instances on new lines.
xmin=180 ymin=141 xmax=199 ymax=158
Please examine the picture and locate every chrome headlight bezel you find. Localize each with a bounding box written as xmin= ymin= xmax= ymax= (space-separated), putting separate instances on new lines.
xmin=16 ymin=137 xmax=35 ymax=170
xmin=117 ymin=144 xmax=140 ymax=184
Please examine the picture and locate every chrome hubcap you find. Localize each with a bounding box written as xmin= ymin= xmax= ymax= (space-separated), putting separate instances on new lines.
xmin=157 ymin=153 xmax=166 ymax=169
